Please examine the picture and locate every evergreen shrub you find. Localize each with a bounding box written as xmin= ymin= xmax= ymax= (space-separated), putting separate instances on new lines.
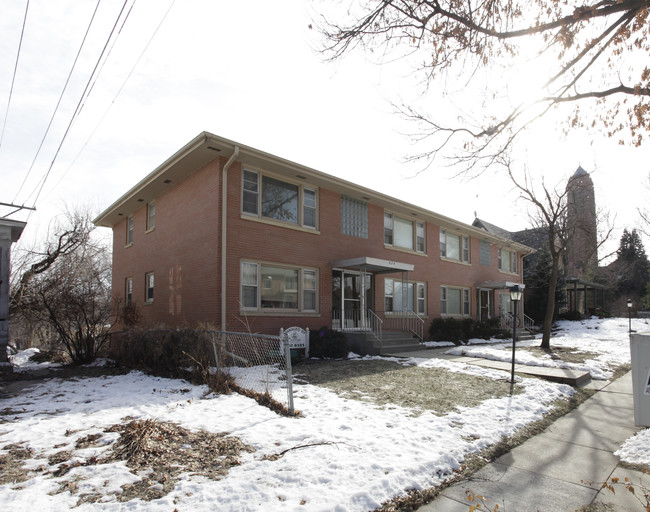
xmin=309 ymin=326 xmax=349 ymax=359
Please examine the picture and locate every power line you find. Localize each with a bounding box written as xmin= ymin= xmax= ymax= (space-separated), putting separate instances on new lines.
xmin=45 ymin=0 xmax=178 ymax=200
xmin=24 ymin=0 xmax=132 ymax=210
xmin=0 ymin=0 xmax=30 ymax=151
xmin=12 ymin=0 xmax=103 ymax=204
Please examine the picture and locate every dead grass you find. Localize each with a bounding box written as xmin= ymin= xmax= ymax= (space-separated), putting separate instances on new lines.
xmin=295 ymin=359 xmax=522 ymax=415
xmin=518 ymin=345 xmax=600 ymax=365
xmin=0 ymin=444 xmax=35 ymax=486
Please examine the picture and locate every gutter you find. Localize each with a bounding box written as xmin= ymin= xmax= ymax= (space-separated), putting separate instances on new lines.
xmin=221 ymin=146 xmax=240 ymax=331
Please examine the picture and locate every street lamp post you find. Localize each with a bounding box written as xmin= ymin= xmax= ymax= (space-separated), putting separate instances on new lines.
xmin=627 ymin=299 xmax=633 ymax=334
xmin=509 ymin=285 xmax=523 ymax=384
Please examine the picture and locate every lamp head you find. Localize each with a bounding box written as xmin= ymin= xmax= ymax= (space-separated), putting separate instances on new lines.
xmin=510 ymin=285 xmax=522 ymax=302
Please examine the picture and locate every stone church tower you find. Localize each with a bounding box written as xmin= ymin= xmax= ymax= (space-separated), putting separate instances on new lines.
xmin=565 ymin=166 xmax=598 ymax=280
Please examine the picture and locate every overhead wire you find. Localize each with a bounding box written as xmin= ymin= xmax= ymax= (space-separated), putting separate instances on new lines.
xmin=12 ymin=0 xmax=104 ymax=204
xmin=23 ymin=0 xmax=132 ymax=212
xmin=0 ymin=0 xmax=30 ymax=152
xmin=45 ymin=0 xmax=178 ymax=201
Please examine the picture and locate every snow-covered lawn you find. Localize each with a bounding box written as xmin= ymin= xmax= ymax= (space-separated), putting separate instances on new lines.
xmin=446 ymin=316 xmax=645 ymax=380
xmin=0 ymin=317 xmax=646 ymax=511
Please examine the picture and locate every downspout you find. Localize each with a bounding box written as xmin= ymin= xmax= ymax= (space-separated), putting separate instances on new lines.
xmin=221 ymin=146 xmax=240 ymax=330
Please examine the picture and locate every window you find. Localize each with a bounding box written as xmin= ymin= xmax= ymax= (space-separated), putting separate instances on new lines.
xmin=242 ymin=169 xmax=317 ymax=228
xmin=146 ymin=201 xmax=156 ymax=231
xmin=441 ymin=286 xmax=470 ymax=316
xmin=125 ymin=278 xmax=133 ymax=305
xmin=341 ymin=196 xmax=368 ymax=238
xmin=126 ymin=215 xmax=134 ymax=245
xmin=241 ymin=262 xmax=318 ymax=312
xmin=241 ymin=262 xmax=258 ymax=308
xmin=303 ymin=270 xmax=317 ymax=311
xmin=242 ymin=170 xmax=259 ymax=215
xmin=417 ymin=283 xmax=426 ymax=315
xmin=384 ymin=279 xmax=426 ymax=314
xmin=384 ymin=212 xmax=425 ymax=253
xmin=498 ymin=248 xmax=518 ymax=273
xmin=145 ymin=273 xmax=154 ymax=303
xmin=416 ymin=222 xmax=425 ymax=253
xmin=303 ymin=188 xmax=316 ymax=228
xmin=440 ymin=230 xmax=469 ymax=263
xmin=479 ymin=240 xmax=491 ymax=266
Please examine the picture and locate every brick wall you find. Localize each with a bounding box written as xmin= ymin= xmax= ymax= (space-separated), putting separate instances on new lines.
xmin=110 ymin=156 xmax=525 ymax=335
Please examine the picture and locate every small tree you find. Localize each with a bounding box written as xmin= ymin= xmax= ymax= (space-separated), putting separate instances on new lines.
xmin=10 ymin=210 xmax=112 ymax=363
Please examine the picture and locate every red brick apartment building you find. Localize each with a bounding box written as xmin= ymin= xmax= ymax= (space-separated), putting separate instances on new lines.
xmin=94 ymin=132 xmax=532 ymax=353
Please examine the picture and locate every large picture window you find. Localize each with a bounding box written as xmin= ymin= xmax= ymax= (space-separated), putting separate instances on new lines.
xmin=384 ymin=212 xmax=425 ymax=253
xmin=242 ymin=169 xmax=317 ymax=229
xmin=384 ymin=279 xmax=426 ymax=314
xmin=441 ymin=285 xmax=470 ymax=316
xmin=241 ymin=261 xmax=318 ymax=312
xmin=440 ymin=230 xmax=469 ymax=263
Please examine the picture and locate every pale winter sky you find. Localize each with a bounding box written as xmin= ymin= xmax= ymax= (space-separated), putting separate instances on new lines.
xmin=1 ymin=0 xmax=647 ymax=260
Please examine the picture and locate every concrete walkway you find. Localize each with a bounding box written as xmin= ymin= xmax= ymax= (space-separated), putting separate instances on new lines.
xmin=418 ymin=371 xmax=649 ymax=511
xmin=385 ymin=348 xmax=592 ymax=386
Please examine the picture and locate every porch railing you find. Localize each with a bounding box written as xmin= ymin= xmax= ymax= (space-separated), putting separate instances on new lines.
xmin=372 ymin=310 xmax=425 ymax=341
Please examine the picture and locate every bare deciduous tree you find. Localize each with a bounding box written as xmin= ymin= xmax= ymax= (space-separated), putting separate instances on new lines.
xmin=508 ymin=163 xmax=612 ymax=347
xmin=10 ymin=210 xmax=112 ymax=363
xmin=320 ymin=1 xmax=650 ymax=170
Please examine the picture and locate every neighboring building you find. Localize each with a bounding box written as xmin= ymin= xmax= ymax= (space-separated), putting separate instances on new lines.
xmin=473 ymin=165 xmax=606 ymax=320
xmin=0 ymin=218 xmax=26 ymax=370
xmin=566 ymin=166 xmax=598 ymax=280
xmin=94 ymin=133 xmax=532 ymax=353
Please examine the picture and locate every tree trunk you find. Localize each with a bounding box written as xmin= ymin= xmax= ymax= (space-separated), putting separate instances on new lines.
xmin=540 ymin=253 xmax=561 ymax=349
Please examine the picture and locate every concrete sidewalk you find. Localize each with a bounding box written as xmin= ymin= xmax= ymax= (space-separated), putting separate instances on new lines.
xmin=419 ymin=371 xmax=649 ymax=511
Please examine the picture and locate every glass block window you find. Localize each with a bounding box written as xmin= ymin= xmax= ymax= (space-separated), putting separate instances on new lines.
xmin=341 ymin=196 xmax=368 ymax=238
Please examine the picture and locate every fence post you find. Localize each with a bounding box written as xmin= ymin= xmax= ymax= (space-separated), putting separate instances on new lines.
xmin=209 ymin=331 xmax=220 ymax=374
xmin=281 ymin=329 xmax=295 ymax=415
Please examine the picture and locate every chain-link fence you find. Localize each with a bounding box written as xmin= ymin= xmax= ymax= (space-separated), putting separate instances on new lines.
xmin=111 ymin=328 xmax=297 ymax=414
xmin=207 ymin=330 xmax=294 ymax=412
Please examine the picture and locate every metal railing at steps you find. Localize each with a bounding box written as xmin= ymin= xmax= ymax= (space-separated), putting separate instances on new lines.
xmin=372 ymin=310 xmax=425 ymax=342
xmin=331 ymin=308 xmax=424 ymax=344
xmin=523 ymin=314 xmax=536 ymax=333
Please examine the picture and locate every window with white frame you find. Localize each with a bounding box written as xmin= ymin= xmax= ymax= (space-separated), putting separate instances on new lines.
xmin=241 ymin=261 xmax=318 ymax=312
xmin=126 ymin=215 xmax=134 ymax=245
xmin=498 ymin=248 xmax=518 ymax=273
xmin=384 ymin=212 xmax=425 ymax=253
xmin=341 ymin=196 xmax=368 ymax=238
xmin=125 ymin=277 xmax=133 ymax=305
xmin=146 ymin=201 xmax=156 ymax=231
xmin=384 ymin=278 xmax=426 ymax=314
xmin=145 ymin=272 xmax=154 ymax=303
xmin=440 ymin=230 xmax=469 ymax=263
xmin=242 ymin=169 xmax=317 ymax=228
xmin=440 ymin=285 xmax=470 ymax=316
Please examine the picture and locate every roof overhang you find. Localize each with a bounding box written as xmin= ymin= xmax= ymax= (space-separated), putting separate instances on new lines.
xmin=331 ymin=256 xmax=414 ymax=274
xmin=92 ymin=131 xmax=535 ymax=255
xmin=0 ymin=219 xmax=27 ymax=243
xmin=564 ymin=277 xmax=608 ymax=290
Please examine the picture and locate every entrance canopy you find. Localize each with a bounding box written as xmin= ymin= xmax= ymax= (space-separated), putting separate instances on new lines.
xmin=331 ymin=256 xmax=414 ymax=274
xmin=477 ymin=280 xmax=525 ymax=290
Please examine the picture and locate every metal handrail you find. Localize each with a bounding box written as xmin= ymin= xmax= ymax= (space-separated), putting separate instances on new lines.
xmin=367 ymin=309 xmax=383 ymax=348
xmin=523 ymin=314 xmax=536 ymax=332
xmin=372 ymin=310 xmax=425 ymax=341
